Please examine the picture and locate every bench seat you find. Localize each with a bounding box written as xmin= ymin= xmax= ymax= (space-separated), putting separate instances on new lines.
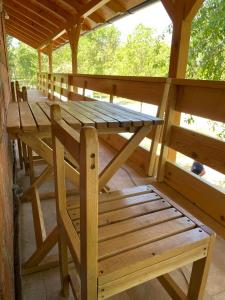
xmin=67 ymin=185 xmax=212 ymax=299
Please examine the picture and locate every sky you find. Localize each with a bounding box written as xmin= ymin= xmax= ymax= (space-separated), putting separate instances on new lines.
xmin=113 ymin=1 xmax=172 ymax=43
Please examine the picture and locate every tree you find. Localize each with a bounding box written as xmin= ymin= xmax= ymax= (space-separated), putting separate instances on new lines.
xmin=78 ymin=25 xmax=120 ymax=74
xmin=6 ymin=37 xmax=37 ymax=85
xmin=115 ymin=24 xmax=170 ymax=76
xmin=187 ymin=0 xmax=225 ymax=80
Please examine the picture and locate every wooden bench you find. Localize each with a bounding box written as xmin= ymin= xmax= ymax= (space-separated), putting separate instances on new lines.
xmin=51 ymin=104 xmax=215 ymax=300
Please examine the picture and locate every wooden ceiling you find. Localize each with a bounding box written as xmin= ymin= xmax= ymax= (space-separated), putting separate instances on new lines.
xmin=3 ymin=0 xmax=154 ymax=52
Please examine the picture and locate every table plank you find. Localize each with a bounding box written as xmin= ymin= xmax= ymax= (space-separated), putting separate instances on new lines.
xmin=83 ymin=102 xmax=131 ymax=127
xmin=19 ymin=102 xmax=37 ymax=132
xmin=7 ymin=103 xmax=20 ymax=133
xmin=28 ymin=102 xmax=50 ymax=130
xmin=48 ymin=102 xmax=82 ymax=129
xmin=58 ymin=102 xmax=95 ymax=126
xmin=76 ymin=102 xmax=119 ymax=128
xmin=69 ymin=102 xmax=108 ymax=128
xmin=108 ymin=102 xmax=164 ymax=124
xmin=87 ymin=101 xmax=151 ymax=127
xmin=39 ymin=102 xmax=81 ymax=129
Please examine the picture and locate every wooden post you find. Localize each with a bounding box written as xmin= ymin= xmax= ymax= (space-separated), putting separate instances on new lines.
xmin=67 ymin=21 xmax=82 ymax=75
xmin=161 ymin=0 xmax=203 ymax=161
xmin=38 ymin=50 xmax=42 ymax=89
xmin=47 ymin=43 xmax=53 ymax=74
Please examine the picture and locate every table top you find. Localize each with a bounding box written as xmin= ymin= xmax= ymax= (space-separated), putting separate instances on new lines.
xmin=7 ymin=100 xmax=163 ymax=134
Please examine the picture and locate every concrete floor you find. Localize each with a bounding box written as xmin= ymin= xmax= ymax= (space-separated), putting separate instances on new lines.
xmin=17 ymin=141 xmax=225 ymax=300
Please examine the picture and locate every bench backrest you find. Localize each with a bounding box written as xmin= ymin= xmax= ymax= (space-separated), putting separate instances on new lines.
xmin=51 ymin=104 xmax=98 ymax=296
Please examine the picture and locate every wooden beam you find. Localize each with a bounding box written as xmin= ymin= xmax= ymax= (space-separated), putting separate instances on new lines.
xmin=168 ymin=0 xmax=204 ymax=78
xmin=6 ymin=28 xmax=39 ymax=47
xmin=184 ymin=0 xmax=204 ymax=21
xmin=34 ymin=0 xmax=70 ymax=21
xmin=161 ymin=0 xmax=175 ymax=21
xmin=9 ymin=0 xmax=63 ymax=28
xmin=38 ymin=50 xmax=42 ymax=74
xmin=6 ymin=22 xmax=47 ymax=41
xmin=80 ymin=0 xmax=111 ymax=19
xmin=46 ymin=43 xmax=53 ymax=74
xmin=6 ymin=18 xmax=48 ymax=38
xmin=38 ymin=0 xmax=110 ymax=48
xmin=166 ymin=0 xmax=203 ymax=162
xmin=67 ymin=22 xmax=82 ymax=74
xmin=7 ymin=24 xmax=41 ymax=43
xmin=7 ymin=31 xmax=38 ymax=48
xmin=106 ymin=1 xmax=126 ymax=13
xmin=4 ymin=2 xmax=57 ymax=32
xmin=6 ymin=7 xmax=54 ymax=35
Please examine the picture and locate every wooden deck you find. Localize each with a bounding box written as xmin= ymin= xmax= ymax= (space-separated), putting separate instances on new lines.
xmin=17 ymin=138 xmax=225 ymax=300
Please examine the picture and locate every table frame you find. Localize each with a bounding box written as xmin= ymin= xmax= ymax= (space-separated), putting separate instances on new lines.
xmin=16 ymin=123 xmax=153 ymax=274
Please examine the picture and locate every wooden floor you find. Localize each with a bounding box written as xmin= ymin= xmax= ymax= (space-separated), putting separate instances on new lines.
xmin=18 ymin=89 xmax=225 ymax=299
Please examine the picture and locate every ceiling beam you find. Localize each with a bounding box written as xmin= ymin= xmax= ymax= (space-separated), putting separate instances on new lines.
xmin=10 ymin=0 xmax=63 ymax=28
xmin=161 ymin=0 xmax=175 ymax=21
xmin=7 ymin=29 xmax=39 ymax=48
xmin=6 ymin=15 xmax=49 ymax=37
xmin=4 ymin=3 xmax=57 ymax=33
xmin=33 ymin=0 xmax=71 ymax=21
xmin=54 ymin=0 xmax=78 ymax=14
xmin=6 ymin=11 xmax=52 ymax=36
xmin=39 ymin=0 xmax=111 ymax=48
xmin=80 ymin=0 xmax=111 ymax=18
xmin=184 ymin=0 xmax=204 ymax=21
xmin=106 ymin=1 xmax=126 ymax=13
xmin=7 ymin=24 xmax=41 ymax=44
xmin=6 ymin=20 xmax=47 ymax=40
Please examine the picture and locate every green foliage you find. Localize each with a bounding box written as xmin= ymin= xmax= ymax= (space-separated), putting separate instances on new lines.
xmin=53 ymin=44 xmax=72 ymax=73
xmin=78 ymin=25 xmax=120 ymax=74
xmin=7 ymin=37 xmax=38 ymax=85
xmin=115 ymin=24 xmax=170 ymax=76
xmin=187 ymin=0 xmax=225 ymax=80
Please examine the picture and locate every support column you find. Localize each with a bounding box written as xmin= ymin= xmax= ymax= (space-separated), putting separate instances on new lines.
xmin=168 ymin=0 xmax=203 ymax=78
xmin=161 ymin=0 xmax=203 ymax=161
xmin=47 ymin=43 xmax=53 ymax=74
xmin=38 ymin=50 xmax=42 ymax=89
xmin=67 ymin=21 xmax=82 ymax=75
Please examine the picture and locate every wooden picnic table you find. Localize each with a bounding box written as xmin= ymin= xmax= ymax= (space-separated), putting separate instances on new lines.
xmin=7 ymin=99 xmax=163 ymax=273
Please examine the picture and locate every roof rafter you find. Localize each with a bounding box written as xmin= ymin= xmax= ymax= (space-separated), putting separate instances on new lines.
xmin=6 ymin=20 xmax=48 ymax=40
xmin=7 ymin=28 xmax=40 ymax=47
xmin=7 ymin=24 xmax=42 ymax=43
xmin=39 ymin=0 xmax=111 ymax=49
xmin=9 ymin=0 xmax=63 ymax=28
xmin=33 ymin=0 xmax=71 ymax=21
xmin=4 ymin=3 xmax=58 ymax=32
xmin=106 ymin=1 xmax=126 ymax=13
xmin=6 ymin=11 xmax=53 ymax=36
xmin=161 ymin=0 xmax=175 ymax=22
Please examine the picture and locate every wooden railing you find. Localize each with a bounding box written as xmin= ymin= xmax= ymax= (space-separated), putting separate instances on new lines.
xmin=158 ymin=78 xmax=225 ymax=238
xmin=38 ymin=73 xmax=168 ymax=175
xmin=38 ymin=72 xmax=225 ymax=238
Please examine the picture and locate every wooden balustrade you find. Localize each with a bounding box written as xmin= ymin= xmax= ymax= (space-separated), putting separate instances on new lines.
xmin=157 ymin=78 xmax=225 ymax=238
xmin=38 ymin=73 xmax=168 ymax=175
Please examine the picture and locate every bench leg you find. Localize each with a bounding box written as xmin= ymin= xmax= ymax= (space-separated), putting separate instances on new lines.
xmin=59 ymin=230 xmax=69 ymax=297
xmin=187 ymin=234 xmax=216 ymax=300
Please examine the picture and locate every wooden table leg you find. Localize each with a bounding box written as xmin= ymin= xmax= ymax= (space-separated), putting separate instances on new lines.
xmin=99 ymin=125 xmax=152 ymax=190
xmin=187 ymin=233 xmax=216 ymax=300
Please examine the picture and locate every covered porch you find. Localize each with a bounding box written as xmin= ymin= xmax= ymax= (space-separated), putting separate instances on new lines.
xmin=0 ymin=0 xmax=225 ymax=299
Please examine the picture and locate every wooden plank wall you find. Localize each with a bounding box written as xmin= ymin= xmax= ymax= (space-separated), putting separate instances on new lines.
xmin=0 ymin=8 xmax=14 ymax=300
